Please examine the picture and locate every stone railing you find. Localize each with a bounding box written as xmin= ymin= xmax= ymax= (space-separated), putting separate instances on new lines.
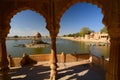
xmin=7 ymin=52 xmax=90 ymax=67
xmin=7 ymin=52 xmax=109 ymax=72
xmin=90 ymin=54 xmax=109 ymax=71
xmin=57 ymin=52 xmax=90 ymax=63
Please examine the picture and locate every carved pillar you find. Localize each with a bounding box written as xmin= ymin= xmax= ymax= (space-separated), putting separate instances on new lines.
xmin=50 ymin=35 xmax=58 ymax=80
xmin=106 ymin=29 xmax=120 ymax=80
xmin=0 ymin=26 xmax=11 ymax=80
xmin=49 ymin=26 xmax=60 ymax=80
xmin=102 ymin=1 xmax=120 ymax=80
xmin=49 ymin=23 xmax=60 ymax=80
xmin=47 ymin=0 xmax=60 ymax=79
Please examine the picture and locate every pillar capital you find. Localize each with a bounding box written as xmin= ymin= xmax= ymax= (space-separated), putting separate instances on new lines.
xmin=47 ymin=22 xmax=60 ymax=39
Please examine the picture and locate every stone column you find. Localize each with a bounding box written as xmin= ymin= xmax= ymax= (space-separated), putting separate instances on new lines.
xmin=106 ymin=35 xmax=120 ymax=80
xmin=47 ymin=0 xmax=60 ymax=79
xmin=102 ymin=1 xmax=120 ymax=80
xmin=0 ymin=28 xmax=11 ymax=80
xmin=50 ymin=35 xmax=58 ymax=80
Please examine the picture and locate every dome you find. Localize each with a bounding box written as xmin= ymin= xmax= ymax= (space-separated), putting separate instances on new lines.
xmin=34 ymin=32 xmax=41 ymax=37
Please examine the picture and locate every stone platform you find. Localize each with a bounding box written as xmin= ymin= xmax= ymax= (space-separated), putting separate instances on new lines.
xmin=9 ymin=60 xmax=105 ymax=80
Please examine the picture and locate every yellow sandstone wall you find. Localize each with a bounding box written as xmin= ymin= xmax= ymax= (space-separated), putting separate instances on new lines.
xmin=91 ymin=55 xmax=109 ymax=71
xmin=9 ymin=53 xmax=90 ymax=67
xmin=8 ymin=53 xmax=109 ymax=72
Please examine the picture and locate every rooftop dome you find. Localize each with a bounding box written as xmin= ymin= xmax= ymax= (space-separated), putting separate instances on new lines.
xmin=34 ymin=32 xmax=41 ymax=37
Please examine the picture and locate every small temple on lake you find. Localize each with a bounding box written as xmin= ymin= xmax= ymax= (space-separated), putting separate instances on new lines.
xmin=33 ymin=32 xmax=43 ymax=44
xmin=25 ymin=32 xmax=49 ymax=48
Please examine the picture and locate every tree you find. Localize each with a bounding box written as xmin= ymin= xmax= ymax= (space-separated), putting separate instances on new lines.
xmin=79 ymin=27 xmax=91 ymax=37
xmin=100 ymin=27 xmax=108 ymax=33
xmin=68 ymin=34 xmax=73 ymax=37
xmin=74 ymin=32 xmax=80 ymax=37
xmin=13 ymin=35 xmax=19 ymax=38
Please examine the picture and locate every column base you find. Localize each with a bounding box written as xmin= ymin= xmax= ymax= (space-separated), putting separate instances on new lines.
xmin=50 ymin=63 xmax=57 ymax=80
xmin=50 ymin=76 xmax=57 ymax=80
xmin=50 ymin=69 xmax=57 ymax=80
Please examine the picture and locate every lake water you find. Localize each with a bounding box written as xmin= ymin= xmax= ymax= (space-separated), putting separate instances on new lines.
xmin=6 ymin=38 xmax=110 ymax=58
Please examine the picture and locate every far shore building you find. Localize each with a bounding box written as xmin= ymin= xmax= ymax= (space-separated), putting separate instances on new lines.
xmin=84 ymin=32 xmax=110 ymax=42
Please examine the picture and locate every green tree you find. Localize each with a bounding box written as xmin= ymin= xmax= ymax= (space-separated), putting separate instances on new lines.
xmin=63 ymin=35 xmax=67 ymax=37
xmin=79 ymin=27 xmax=91 ymax=37
xmin=68 ymin=34 xmax=73 ymax=37
xmin=100 ymin=27 xmax=108 ymax=33
xmin=13 ymin=35 xmax=19 ymax=38
xmin=74 ymin=32 xmax=80 ymax=37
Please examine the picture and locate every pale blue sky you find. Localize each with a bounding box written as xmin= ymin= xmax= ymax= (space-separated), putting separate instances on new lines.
xmin=9 ymin=2 xmax=104 ymax=36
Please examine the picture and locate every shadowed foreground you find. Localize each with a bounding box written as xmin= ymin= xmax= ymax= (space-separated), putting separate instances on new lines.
xmin=9 ymin=61 xmax=105 ymax=80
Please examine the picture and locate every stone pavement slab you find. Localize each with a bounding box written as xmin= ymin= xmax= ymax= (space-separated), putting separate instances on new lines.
xmin=9 ymin=61 xmax=105 ymax=80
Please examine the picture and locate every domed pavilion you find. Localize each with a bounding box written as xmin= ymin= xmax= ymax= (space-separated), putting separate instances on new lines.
xmin=33 ymin=32 xmax=42 ymax=44
xmin=25 ymin=32 xmax=49 ymax=48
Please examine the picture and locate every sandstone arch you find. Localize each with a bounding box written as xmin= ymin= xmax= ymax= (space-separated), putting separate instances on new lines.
xmin=0 ymin=0 xmax=120 ymax=80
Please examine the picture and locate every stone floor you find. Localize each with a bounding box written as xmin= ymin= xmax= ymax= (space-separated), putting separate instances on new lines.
xmin=9 ymin=60 xmax=105 ymax=80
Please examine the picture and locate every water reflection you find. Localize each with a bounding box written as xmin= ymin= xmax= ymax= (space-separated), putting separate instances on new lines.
xmin=90 ymin=46 xmax=110 ymax=58
xmin=6 ymin=38 xmax=109 ymax=58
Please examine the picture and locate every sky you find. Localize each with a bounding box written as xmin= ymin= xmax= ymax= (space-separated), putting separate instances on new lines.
xmin=9 ymin=2 xmax=104 ymax=36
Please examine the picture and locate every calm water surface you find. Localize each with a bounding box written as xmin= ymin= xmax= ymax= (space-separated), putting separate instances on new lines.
xmin=6 ymin=38 xmax=110 ymax=58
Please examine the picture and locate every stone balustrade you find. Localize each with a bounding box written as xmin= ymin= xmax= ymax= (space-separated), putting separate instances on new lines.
xmin=7 ymin=53 xmax=90 ymax=67
xmin=7 ymin=52 xmax=109 ymax=72
xmin=90 ymin=54 xmax=109 ymax=71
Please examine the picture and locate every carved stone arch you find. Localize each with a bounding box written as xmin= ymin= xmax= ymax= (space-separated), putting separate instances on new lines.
xmin=6 ymin=6 xmax=49 ymax=33
xmin=57 ymin=0 xmax=104 ymax=25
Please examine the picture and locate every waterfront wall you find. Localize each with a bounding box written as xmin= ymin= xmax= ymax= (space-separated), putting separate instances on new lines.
xmin=90 ymin=54 xmax=109 ymax=71
xmin=8 ymin=53 xmax=90 ymax=67
xmin=29 ymin=53 xmax=89 ymax=62
xmin=8 ymin=53 xmax=109 ymax=72
xmin=57 ymin=53 xmax=90 ymax=62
